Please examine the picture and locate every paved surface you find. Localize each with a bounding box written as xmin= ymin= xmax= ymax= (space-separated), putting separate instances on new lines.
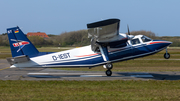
xmin=1 ymin=59 xmax=180 ymax=80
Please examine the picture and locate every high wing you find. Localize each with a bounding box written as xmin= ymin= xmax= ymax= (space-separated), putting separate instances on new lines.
xmin=87 ymin=19 xmax=129 ymax=65
xmin=87 ymin=19 xmax=129 ymax=52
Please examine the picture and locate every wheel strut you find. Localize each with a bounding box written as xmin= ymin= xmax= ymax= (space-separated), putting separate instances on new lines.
xmin=164 ymin=48 xmax=170 ymax=59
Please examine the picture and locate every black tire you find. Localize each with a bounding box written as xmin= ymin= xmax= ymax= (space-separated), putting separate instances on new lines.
xmin=105 ymin=63 xmax=113 ymax=70
xmin=106 ymin=70 xmax=112 ymax=76
xmin=164 ymin=53 xmax=170 ymax=59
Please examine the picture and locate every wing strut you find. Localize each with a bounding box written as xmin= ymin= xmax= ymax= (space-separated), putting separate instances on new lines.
xmin=99 ymin=44 xmax=113 ymax=76
xmin=99 ymin=45 xmax=110 ymax=62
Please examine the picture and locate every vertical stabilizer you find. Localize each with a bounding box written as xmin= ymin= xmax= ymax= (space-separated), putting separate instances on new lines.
xmin=7 ymin=26 xmax=39 ymax=57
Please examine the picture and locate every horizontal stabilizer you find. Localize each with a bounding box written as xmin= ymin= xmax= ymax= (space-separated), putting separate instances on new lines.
xmin=7 ymin=55 xmax=30 ymax=65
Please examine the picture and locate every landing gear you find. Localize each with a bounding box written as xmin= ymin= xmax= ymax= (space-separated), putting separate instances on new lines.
xmin=98 ymin=45 xmax=113 ymax=76
xmin=164 ymin=53 xmax=170 ymax=59
xmin=164 ymin=48 xmax=170 ymax=59
xmin=105 ymin=63 xmax=113 ymax=70
xmin=105 ymin=63 xmax=113 ymax=76
xmin=106 ymin=70 xmax=112 ymax=76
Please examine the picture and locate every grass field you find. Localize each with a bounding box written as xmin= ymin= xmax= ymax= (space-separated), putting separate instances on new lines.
xmin=0 ymin=46 xmax=180 ymax=101
xmin=0 ymin=80 xmax=180 ymax=101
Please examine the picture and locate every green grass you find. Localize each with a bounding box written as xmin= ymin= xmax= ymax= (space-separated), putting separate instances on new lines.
xmin=0 ymin=80 xmax=180 ymax=101
xmin=0 ymin=46 xmax=11 ymax=53
xmin=0 ymin=53 xmax=11 ymax=59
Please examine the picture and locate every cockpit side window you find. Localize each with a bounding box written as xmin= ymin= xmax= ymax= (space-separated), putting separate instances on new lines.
xmin=131 ymin=38 xmax=140 ymax=45
xmin=141 ymin=36 xmax=152 ymax=42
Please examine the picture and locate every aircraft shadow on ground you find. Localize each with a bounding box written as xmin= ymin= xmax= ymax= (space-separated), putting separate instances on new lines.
xmin=116 ymin=72 xmax=180 ymax=80
xmin=28 ymin=75 xmax=80 ymax=78
xmin=25 ymin=71 xmax=180 ymax=80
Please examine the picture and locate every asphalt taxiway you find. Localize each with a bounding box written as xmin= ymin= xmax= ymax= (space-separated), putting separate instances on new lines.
xmin=1 ymin=59 xmax=180 ymax=80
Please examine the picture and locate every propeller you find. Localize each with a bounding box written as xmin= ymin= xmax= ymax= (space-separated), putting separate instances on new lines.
xmin=127 ymin=25 xmax=134 ymax=40
xmin=127 ymin=25 xmax=130 ymax=35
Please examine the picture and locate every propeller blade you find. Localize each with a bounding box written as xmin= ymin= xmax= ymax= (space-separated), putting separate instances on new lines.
xmin=127 ymin=25 xmax=130 ymax=35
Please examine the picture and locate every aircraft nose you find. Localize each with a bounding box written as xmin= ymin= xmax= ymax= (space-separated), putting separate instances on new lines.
xmin=162 ymin=41 xmax=172 ymax=47
xmin=150 ymin=40 xmax=172 ymax=48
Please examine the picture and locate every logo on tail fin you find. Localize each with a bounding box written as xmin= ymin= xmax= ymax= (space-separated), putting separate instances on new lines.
xmin=14 ymin=29 xmax=19 ymax=33
xmin=11 ymin=39 xmax=30 ymax=52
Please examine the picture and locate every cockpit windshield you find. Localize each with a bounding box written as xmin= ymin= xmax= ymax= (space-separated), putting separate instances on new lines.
xmin=130 ymin=35 xmax=152 ymax=45
xmin=131 ymin=38 xmax=140 ymax=45
xmin=141 ymin=36 xmax=152 ymax=42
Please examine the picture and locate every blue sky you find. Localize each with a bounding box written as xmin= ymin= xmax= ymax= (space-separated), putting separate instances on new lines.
xmin=0 ymin=0 xmax=180 ymax=36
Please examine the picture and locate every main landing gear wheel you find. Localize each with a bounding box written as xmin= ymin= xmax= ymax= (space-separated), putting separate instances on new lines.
xmin=105 ymin=63 xmax=113 ymax=76
xmin=106 ymin=70 xmax=112 ymax=76
xmin=105 ymin=63 xmax=113 ymax=70
xmin=164 ymin=53 xmax=170 ymax=59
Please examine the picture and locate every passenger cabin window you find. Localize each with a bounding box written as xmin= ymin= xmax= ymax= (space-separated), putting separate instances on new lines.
xmin=141 ymin=36 xmax=152 ymax=42
xmin=131 ymin=38 xmax=140 ymax=45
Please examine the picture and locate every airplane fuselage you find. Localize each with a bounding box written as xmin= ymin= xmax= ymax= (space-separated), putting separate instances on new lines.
xmin=10 ymin=35 xmax=172 ymax=68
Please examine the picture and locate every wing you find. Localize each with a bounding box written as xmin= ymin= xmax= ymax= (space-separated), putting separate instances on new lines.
xmin=87 ymin=19 xmax=128 ymax=52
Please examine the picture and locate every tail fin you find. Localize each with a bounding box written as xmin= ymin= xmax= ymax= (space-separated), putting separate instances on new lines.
xmin=7 ymin=26 xmax=39 ymax=57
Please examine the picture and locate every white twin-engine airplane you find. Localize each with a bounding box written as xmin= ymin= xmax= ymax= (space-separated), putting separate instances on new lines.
xmin=7 ymin=19 xmax=172 ymax=76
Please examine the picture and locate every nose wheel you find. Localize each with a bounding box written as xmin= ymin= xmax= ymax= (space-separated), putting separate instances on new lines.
xmin=164 ymin=48 xmax=170 ymax=59
xmin=164 ymin=53 xmax=170 ymax=59
xmin=104 ymin=63 xmax=113 ymax=76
